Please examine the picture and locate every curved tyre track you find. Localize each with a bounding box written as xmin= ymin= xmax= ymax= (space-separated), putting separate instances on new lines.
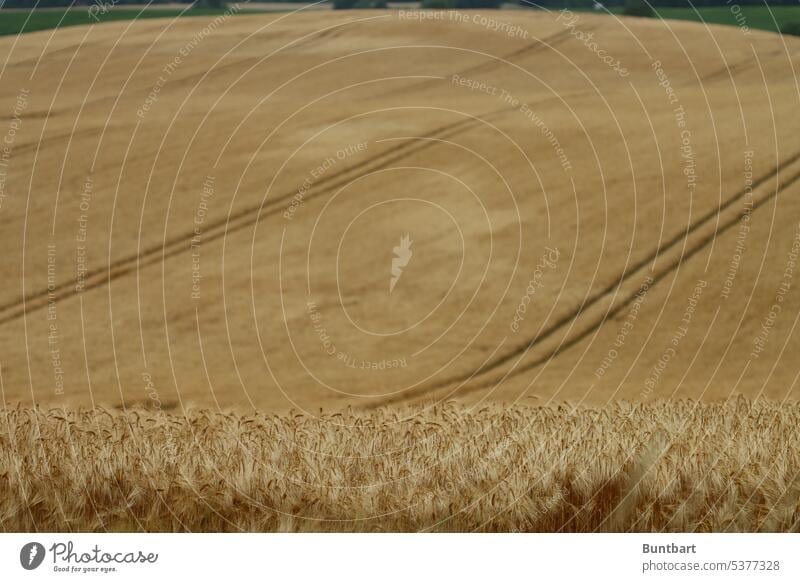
xmin=0 ymin=24 xmax=575 ymax=325
xmin=9 ymin=40 xmax=103 ymax=69
xmin=0 ymin=106 xmax=511 ymax=326
xmin=151 ymin=22 xmax=360 ymax=91
xmin=453 ymin=28 xmax=576 ymax=79
xmin=366 ymin=150 xmax=800 ymax=408
xmin=379 ymin=28 xmax=577 ymax=98
xmin=698 ymin=60 xmax=754 ymax=85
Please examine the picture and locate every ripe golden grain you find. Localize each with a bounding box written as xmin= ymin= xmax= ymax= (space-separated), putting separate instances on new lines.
xmin=0 ymin=398 xmax=798 ymax=532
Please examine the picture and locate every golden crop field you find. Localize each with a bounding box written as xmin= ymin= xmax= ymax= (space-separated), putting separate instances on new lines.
xmin=0 ymin=8 xmax=798 ymax=532
xmin=1 ymin=399 xmax=799 ymax=532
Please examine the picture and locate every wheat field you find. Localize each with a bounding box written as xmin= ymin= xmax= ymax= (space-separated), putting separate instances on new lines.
xmin=1 ymin=399 xmax=798 ymax=532
xmin=2 ymin=10 xmax=799 ymax=534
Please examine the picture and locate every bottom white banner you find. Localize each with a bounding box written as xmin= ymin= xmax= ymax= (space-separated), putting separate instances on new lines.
xmin=0 ymin=534 xmax=796 ymax=581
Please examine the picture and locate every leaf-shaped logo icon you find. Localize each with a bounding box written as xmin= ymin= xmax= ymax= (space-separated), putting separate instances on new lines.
xmin=20 ymin=542 xmax=46 ymax=570
xmin=390 ymin=234 xmax=413 ymax=294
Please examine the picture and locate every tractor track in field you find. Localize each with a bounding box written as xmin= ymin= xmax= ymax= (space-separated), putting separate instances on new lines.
xmin=0 ymin=22 xmax=571 ymax=327
xmin=698 ymin=59 xmax=754 ymax=85
xmin=366 ymin=149 xmax=800 ymax=408
xmin=151 ymin=20 xmax=357 ymax=91
xmin=9 ymin=40 xmax=104 ymax=70
xmin=452 ymin=27 xmax=577 ymax=79
xmin=378 ymin=27 xmax=578 ymax=99
xmin=11 ymin=126 xmax=105 ymax=157
xmin=162 ymin=56 xmax=261 ymax=91
xmin=0 ymin=105 xmax=511 ymax=327
xmin=697 ymin=50 xmax=783 ymax=86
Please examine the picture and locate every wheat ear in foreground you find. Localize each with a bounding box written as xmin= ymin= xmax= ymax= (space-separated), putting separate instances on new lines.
xmin=1 ymin=398 xmax=798 ymax=532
